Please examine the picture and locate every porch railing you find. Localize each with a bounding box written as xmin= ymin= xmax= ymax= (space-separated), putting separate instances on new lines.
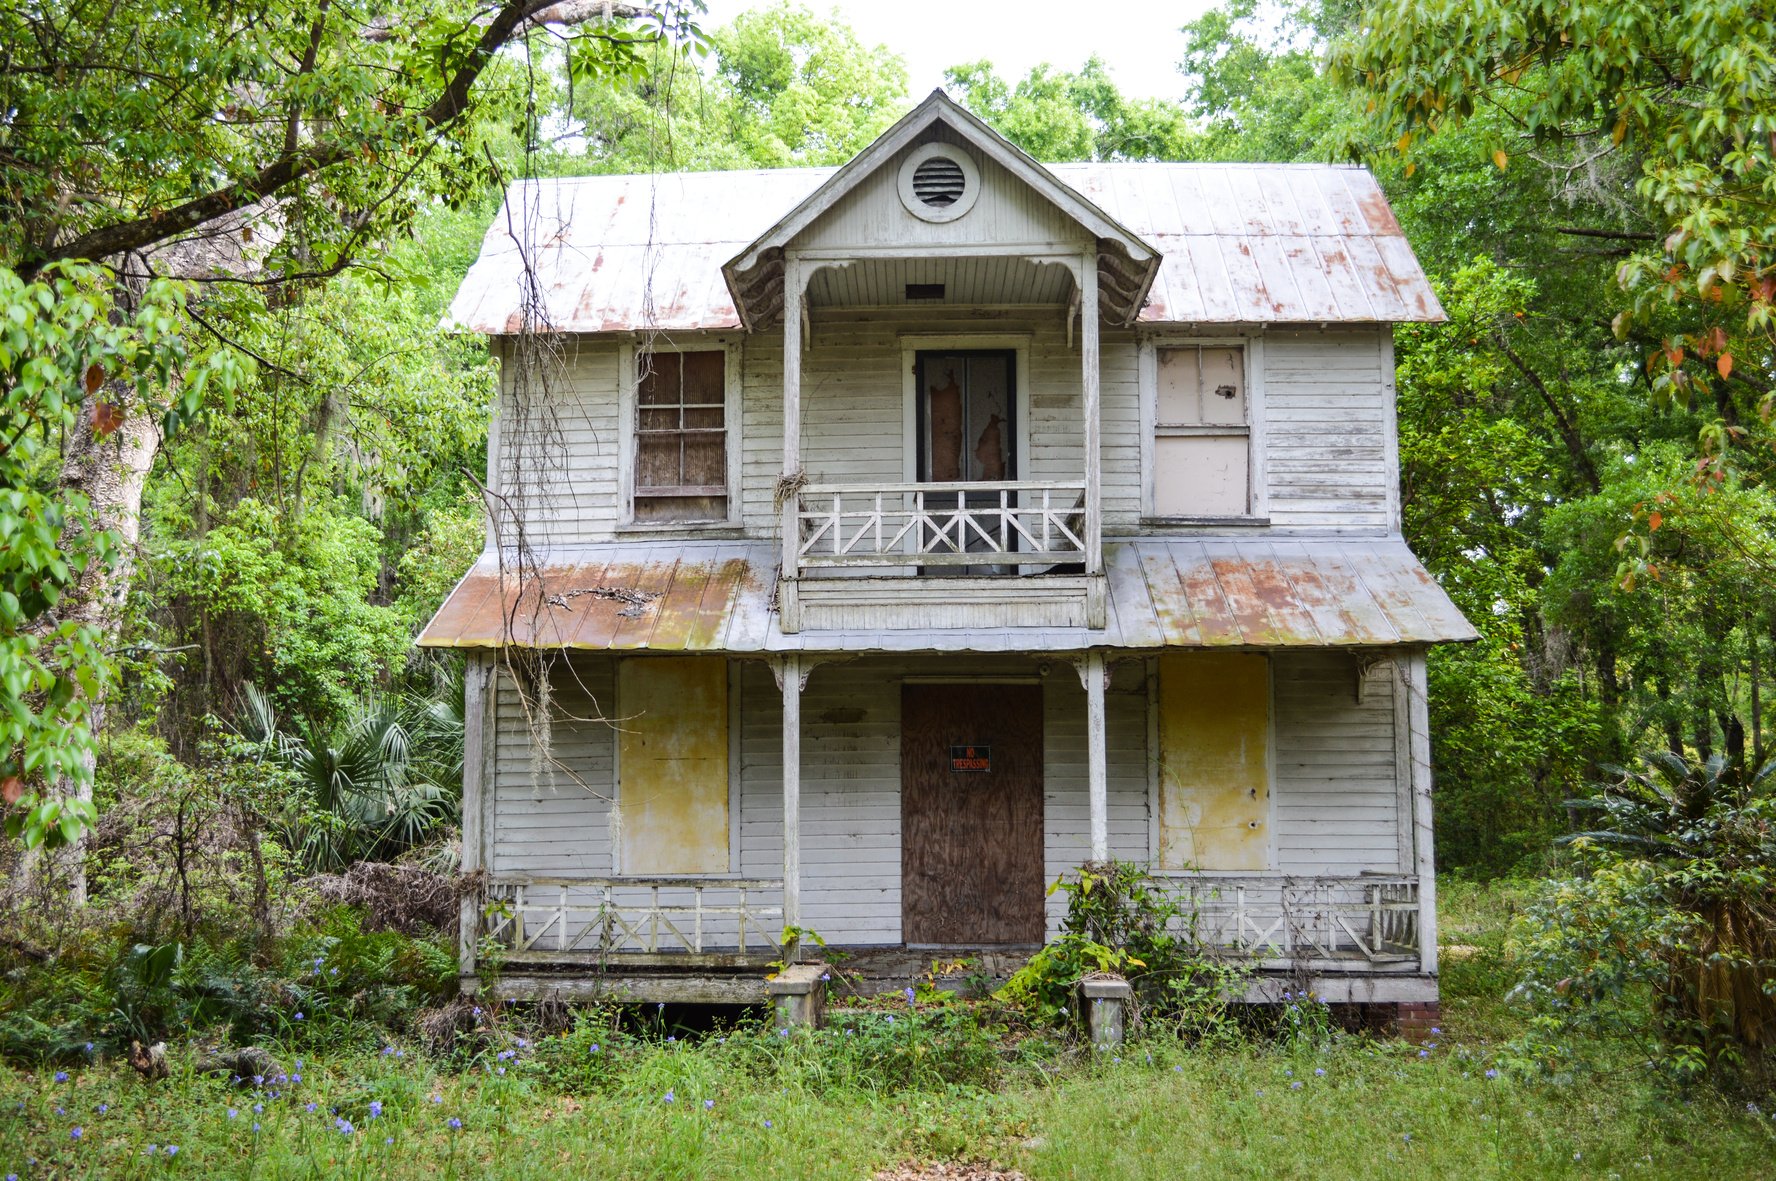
xmin=1151 ymin=875 xmax=1420 ymax=965
xmin=795 ymin=480 xmax=1086 ymax=570
xmin=482 ymin=877 xmax=783 ymax=962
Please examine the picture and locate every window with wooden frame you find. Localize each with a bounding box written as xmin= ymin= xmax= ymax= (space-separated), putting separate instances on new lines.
xmin=1152 ymin=345 xmax=1250 ymax=518
xmin=633 ymin=349 xmax=729 ymax=523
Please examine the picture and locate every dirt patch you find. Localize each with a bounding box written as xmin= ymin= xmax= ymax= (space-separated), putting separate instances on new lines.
xmin=872 ymin=1164 xmax=1028 ymax=1181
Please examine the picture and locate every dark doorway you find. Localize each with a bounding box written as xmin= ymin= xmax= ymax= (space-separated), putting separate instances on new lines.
xmin=915 ymin=350 xmax=1016 ymax=484
xmin=900 ymin=683 xmax=1045 ymax=946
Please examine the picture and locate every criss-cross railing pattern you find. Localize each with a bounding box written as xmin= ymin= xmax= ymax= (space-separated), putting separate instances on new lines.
xmin=795 ymin=480 xmax=1086 ymax=569
xmin=1155 ymin=876 xmax=1420 ymax=964
xmin=482 ymin=877 xmax=783 ymax=961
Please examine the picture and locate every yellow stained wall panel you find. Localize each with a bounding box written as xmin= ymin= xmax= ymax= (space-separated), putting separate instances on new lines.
xmin=1158 ymin=651 xmax=1271 ymax=871
xmin=617 ymin=657 xmax=729 ymax=874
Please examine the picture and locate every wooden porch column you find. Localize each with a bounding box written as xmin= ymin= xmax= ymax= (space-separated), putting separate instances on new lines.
xmin=1079 ymin=250 xmax=1105 ymax=628
xmin=779 ymin=256 xmax=804 ymax=633
xmin=1084 ymin=650 xmax=1109 ymax=863
xmin=1406 ymin=650 xmax=1439 ymax=977
xmin=457 ymin=655 xmax=493 ymax=984
xmin=777 ymin=654 xmax=803 ymax=957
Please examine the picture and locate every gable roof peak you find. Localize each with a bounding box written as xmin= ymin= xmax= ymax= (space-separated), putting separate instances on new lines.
xmin=722 ymin=89 xmax=1160 ymax=327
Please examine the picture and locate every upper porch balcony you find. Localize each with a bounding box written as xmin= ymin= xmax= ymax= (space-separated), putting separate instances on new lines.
xmin=794 ymin=479 xmax=1087 ymax=571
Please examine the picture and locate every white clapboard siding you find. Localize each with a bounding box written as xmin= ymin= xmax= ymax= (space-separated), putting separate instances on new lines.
xmin=492 ymin=337 xmax=622 ymax=547
xmin=489 ymin=658 xmax=616 ymax=875
xmin=1272 ymin=651 xmax=1403 ymax=873
xmin=1261 ymin=327 xmax=1393 ymax=532
xmin=798 ymin=138 xmax=1091 ymax=255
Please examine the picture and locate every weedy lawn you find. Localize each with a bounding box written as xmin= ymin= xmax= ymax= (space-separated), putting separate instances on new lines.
xmin=1 ymin=879 xmax=1771 ymax=1179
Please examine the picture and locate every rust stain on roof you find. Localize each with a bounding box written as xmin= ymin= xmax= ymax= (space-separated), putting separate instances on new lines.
xmin=445 ymin=164 xmax=1443 ymax=335
xmin=418 ymin=540 xmax=1476 ymax=652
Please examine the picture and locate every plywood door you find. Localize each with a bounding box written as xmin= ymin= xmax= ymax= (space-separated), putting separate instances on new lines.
xmin=617 ymin=656 xmax=729 ymax=874
xmin=901 ymin=683 xmax=1045 ymax=945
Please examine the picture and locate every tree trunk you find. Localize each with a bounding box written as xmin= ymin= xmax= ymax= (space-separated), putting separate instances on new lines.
xmin=43 ymin=379 xmax=164 ymax=906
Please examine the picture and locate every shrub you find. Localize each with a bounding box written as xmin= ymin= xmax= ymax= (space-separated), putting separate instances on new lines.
xmin=1507 ymin=751 xmax=1776 ymax=1087
xmin=1000 ymin=860 xmax=1245 ymax=1037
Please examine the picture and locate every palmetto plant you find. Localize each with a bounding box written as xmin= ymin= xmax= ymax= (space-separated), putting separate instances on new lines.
xmin=238 ymin=682 xmax=461 ymax=873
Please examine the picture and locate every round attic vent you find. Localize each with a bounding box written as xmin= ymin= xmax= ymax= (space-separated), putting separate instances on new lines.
xmin=912 ymin=157 xmax=967 ymax=206
xmin=897 ymin=143 xmax=980 ymax=223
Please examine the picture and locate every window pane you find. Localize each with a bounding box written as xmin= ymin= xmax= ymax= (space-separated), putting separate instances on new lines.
xmin=1156 ymin=348 xmax=1203 ymax=424
xmin=1155 ymin=435 xmax=1248 ymax=516
xmin=636 ymin=435 xmax=682 ymax=488
xmin=681 ymin=350 xmax=725 ymax=402
xmin=1158 ymin=651 xmax=1270 ymax=871
xmin=639 ymin=407 xmax=681 ymax=433
xmin=923 ymin=354 xmax=968 ymax=482
xmin=682 ymin=436 xmax=726 ymax=488
xmin=638 ymin=352 xmax=682 ymax=406
xmin=1197 ymin=348 xmax=1245 ymax=426
xmin=964 ymin=355 xmax=1011 ymax=481
xmin=683 ymin=406 xmax=724 ymax=431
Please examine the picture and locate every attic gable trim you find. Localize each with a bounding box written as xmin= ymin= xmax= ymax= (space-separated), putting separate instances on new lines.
xmin=722 ymin=91 xmax=1161 ymax=326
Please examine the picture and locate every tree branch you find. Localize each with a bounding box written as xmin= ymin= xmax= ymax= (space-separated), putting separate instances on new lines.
xmin=1494 ymin=334 xmax=1604 ymax=494
xmin=1551 ymin=226 xmax=1659 ymax=243
xmin=18 ymin=0 xmax=664 ymax=279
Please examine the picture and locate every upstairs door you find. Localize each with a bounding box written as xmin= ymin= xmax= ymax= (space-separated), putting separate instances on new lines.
xmin=901 ymin=683 xmax=1045 ymax=946
xmin=915 ymin=350 xmax=1017 ymax=571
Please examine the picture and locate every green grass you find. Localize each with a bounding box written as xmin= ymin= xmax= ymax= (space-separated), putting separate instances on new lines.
xmin=2 ymin=878 xmax=1773 ymax=1179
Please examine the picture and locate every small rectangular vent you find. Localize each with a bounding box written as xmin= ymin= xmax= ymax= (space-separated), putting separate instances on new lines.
xmin=905 ymin=283 xmax=945 ymax=301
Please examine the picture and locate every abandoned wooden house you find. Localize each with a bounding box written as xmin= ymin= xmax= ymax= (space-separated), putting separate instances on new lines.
xmin=422 ymin=91 xmax=1476 ymax=1026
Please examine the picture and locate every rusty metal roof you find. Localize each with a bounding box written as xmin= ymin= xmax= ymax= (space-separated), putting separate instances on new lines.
xmin=418 ymin=539 xmax=1474 ymax=652
xmin=446 ymin=163 xmax=1441 ymax=335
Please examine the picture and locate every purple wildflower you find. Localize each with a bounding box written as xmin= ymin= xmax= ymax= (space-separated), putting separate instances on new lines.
xmin=306 ymin=1101 xmax=318 ymax=1113
xmin=904 ymin=986 xmax=916 ymax=1004
xmin=294 ymin=1013 xmax=304 ymax=1022
xmin=70 ymin=1127 xmax=82 ymax=1140
xmin=54 ymin=1071 xmax=68 ymax=1083
xmin=336 ymin=1117 xmax=354 ymax=1135
xmin=430 ymin=1094 xmax=442 ymax=1104
xmin=228 ymin=1108 xmax=238 ymax=1119
xmin=704 ymin=1099 xmax=715 ymax=1110
xmin=663 ymin=1090 xmax=675 ymax=1104
xmin=1315 ymin=1068 xmax=1326 ymax=1077
xmin=1291 ymin=1082 xmax=1303 ymax=1091
xmin=1485 ymin=1068 xmax=1499 ymax=1079
xmin=763 ymin=1119 xmax=773 ymax=1129
xmin=448 ymin=1117 xmax=462 ymax=1130
xmin=368 ymin=1101 xmax=382 ymax=1119
xmin=589 ymin=1044 xmax=600 ymax=1054
xmin=167 ymin=1146 xmax=179 ymax=1156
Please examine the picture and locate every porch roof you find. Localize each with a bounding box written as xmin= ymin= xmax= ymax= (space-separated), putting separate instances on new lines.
xmin=417 ymin=539 xmax=1476 ymax=653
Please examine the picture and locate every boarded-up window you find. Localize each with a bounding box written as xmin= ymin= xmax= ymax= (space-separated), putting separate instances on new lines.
xmin=1153 ymin=346 xmax=1249 ymax=517
xmin=1157 ymin=651 xmax=1270 ymax=871
xmin=635 ymin=350 xmax=728 ymax=523
xmin=617 ymin=657 xmax=729 ymax=874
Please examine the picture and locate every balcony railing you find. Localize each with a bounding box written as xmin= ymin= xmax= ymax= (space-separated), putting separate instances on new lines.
xmin=482 ymin=877 xmax=783 ymax=964
xmin=795 ymin=480 xmax=1087 ymax=570
xmin=1152 ymin=875 xmax=1420 ymax=965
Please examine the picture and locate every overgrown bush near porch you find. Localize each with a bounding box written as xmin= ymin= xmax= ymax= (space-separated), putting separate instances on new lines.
xmin=1000 ymin=860 xmax=1247 ymax=1036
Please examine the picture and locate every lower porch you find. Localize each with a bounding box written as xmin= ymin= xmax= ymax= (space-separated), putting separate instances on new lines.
xmin=470 ymin=871 xmax=1431 ymax=1006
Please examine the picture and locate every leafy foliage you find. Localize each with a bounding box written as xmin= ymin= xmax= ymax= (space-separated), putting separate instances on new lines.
xmin=237 ymin=682 xmax=462 ymax=874
xmin=1508 ymin=751 xmax=1776 ymax=1085
xmin=1002 ymin=861 xmax=1245 ymax=1036
xmin=0 ymin=264 xmax=243 ymax=849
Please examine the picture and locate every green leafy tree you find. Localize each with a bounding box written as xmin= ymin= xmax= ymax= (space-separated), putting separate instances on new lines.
xmin=945 ymin=57 xmax=1197 ymax=162
xmin=1 ymin=265 xmax=243 ymax=852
